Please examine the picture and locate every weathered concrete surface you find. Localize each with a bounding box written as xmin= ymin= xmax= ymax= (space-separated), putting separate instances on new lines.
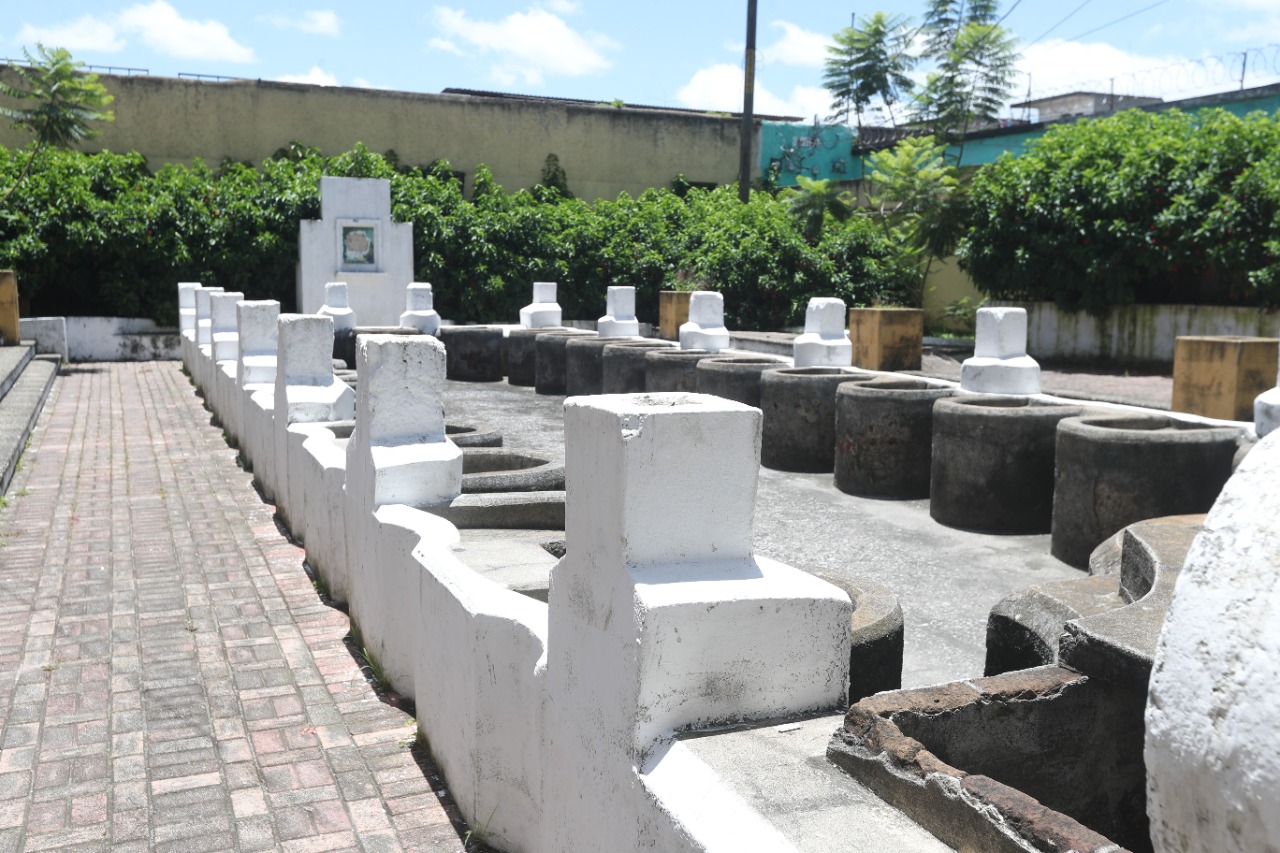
xmin=680 ymin=714 xmax=952 ymax=853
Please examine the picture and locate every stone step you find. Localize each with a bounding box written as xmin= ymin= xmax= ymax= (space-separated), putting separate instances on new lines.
xmin=0 ymin=354 xmax=58 ymax=495
xmin=0 ymin=343 xmax=35 ymax=401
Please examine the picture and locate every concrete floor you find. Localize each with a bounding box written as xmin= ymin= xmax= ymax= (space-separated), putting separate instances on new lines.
xmin=442 ymin=377 xmax=1081 ymax=689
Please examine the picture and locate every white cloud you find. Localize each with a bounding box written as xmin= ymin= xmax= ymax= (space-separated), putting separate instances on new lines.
xmin=116 ymin=1 xmax=255 ymax=63
xmin=542 ymin=0 xmax=581 ymax=13
xmin=761 ymin=21 xmax=829 ymax=68
xmin=260 ymin=10 xmax=341 ymax=36
xmin=1017 ymin=40 xmax=1198 ymax=106
xmin=428 ymin=6 xmax=616 ymax=86
xmin=17 ymin=15 xmax=125 ymax=53
xmin=276 ymin=66 xmax=338 ymax=85
xmin=674 ymin=63 xmax=825 ymax=119
xmin=428 ymin=37 xmax=465 ymax=56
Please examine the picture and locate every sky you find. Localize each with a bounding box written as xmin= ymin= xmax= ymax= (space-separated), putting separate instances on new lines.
xmin=7 ymin=0 xmax=1280 ymax=124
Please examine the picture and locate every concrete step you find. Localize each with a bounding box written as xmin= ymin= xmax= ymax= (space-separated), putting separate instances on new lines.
xmin=0 ymin=343 xmax=35 ymax=401
xmin=0 ymin=354 xmax=58 ymax=495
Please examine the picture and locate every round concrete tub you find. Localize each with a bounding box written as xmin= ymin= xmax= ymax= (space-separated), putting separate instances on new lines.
xmin=534 ymin=329 xmax=596 ymax=395
xmin=814 ymin=573 xmax=905 ymax=704
xmin=644 ymin=349 xmax=716 ymax=392
xmin=438 ymin=326 xmax=505 ymax=382
xmin=760 ymin=368 xmax=871 ymax=473
xmin=506 ymin=327 xmax=566 ymax=387
xmin=461 ymin=449 xmax=565 ymax=493
xmin=565 ymin=336 xmax=643 ymax=396
xmin=319 ymin=419 xmax=502 ymax=449
xmin=930 ymin=396 xmax=1089 ymax=534
xmin=601 ymin=340 xmax=677 ymax=394
xmin=695 ymin=356 xmax=788 ymax=408
xmin=834 ymin=377 xmax=956 ymax=499
xmin=1050 ymin=414 xmax=1239 ymax=568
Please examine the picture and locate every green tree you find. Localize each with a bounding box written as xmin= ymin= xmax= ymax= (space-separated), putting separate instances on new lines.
xmin=782 ymin=175 xmax=852 ymax=241
xmin=0 ymin=44 xmax=115 ymax=205
xmin=822 ymin=13 xmax=916 ymax=130
xmin=864 ymin=134 xmax=963 ymax=306
xmin=915 ymin=0 xmax=1019 ymax=153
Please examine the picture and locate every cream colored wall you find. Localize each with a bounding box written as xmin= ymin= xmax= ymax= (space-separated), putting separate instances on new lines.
xmin=0 ymin=72 xmax=750 ymax=200
xmin=922 ymin=256 xmax=984 ymax=328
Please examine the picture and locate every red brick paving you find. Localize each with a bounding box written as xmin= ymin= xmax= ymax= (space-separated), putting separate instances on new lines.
xmin=0 ymin=362 xmax=471 ymax=853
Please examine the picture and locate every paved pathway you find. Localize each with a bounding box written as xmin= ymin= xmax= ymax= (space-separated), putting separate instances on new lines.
xmin=0 ymin=363 xmax=473 ymax=853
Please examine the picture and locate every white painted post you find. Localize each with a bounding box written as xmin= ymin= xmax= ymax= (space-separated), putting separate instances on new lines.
xmin=399 ymin=283 xmax=441 ymax=335
xmin=794 ymin=297 xmax=852 ymax=367
xmin=597 ymin=285 xmax=641 ymax=337
xmin=210 ymin=292 xmax=244 ymax=364
xmin=273 ymin=315 xmax=354 ymax=535
xmin=520 ymin=281 xmax=562 ymax=328
xmin=960 ymin=307 xmax=1041 ymax=394
xmin=344 ymin=334 xmax=462 ymax=692
xmin=178 ymin=282 xmax=199 ymax=333
xmin=679 ymin=290 xmax=730 ymax=352
xmin=319 ymin=281 xmax=357 ymax=333
xmin=1254 ymin=348 xmax=1280 ymax=438
xmin=543 ymin=392 xmax=851 ymax=850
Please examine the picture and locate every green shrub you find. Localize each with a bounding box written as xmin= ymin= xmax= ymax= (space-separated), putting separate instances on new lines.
xmin=0 ymin=141 xmax=912 ymax=328
xmin=960 ymin=108 xmax=1280 ymax=315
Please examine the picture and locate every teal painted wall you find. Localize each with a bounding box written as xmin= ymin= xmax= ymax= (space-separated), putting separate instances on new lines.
xmin=761 ymin=90 xmax=1280 ymax=182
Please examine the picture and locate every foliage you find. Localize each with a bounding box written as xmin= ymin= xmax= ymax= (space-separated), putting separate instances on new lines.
xmin=823 ymin=13 xmax=916 ymax=129
xmin=0 ymin=142 xmax=915 ymax=328
xmin=864 ymin=135 xmax=964 ymax=306
xmin=781 ymin=176 xmax=852 ymax=241
xmin=0 ymin=44 xmax=115 ymax=205
xmin=538 ymin=153 xmax=572 ymax=198
xmin=916 ymin=20 xmax=1019 ymax=147
xmin=959 ymin=108 xmax=1280 ymax=314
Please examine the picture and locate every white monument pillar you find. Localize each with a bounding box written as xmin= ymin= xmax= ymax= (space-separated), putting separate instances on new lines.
xmin=793 ymin=297 xmax=852 ymax=367
xmin=960 ymin=307 xmax=1041 ymax=394
xmin=192 ymin=286 xmax=225 ymax=395
xmin=210 ymin=292 xmax=245 ymax=364
xmin=679 ymin=290 xmax=730 ymax=352
xmin=297 ymin=176 xmax=414 ymax=325
xmin=597 ymin=286 xmax=640 ymax=337
xmin=542 ymin=392 xmax=851 ymax=850
xmin=520 ymin=281 xmax=562 ymax=329
xmin=399 ymin=283 xmax=441 ymax=335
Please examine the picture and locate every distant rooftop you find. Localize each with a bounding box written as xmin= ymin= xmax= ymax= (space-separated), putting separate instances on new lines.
xmin=440 ymin=87 xmax=802 ymax=122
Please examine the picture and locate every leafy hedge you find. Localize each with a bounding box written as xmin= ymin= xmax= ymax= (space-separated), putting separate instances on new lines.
xmin=0 ymin=142 xmax=914 ymax=329
xmin=960 ymin=108 xmax=1280 ymax=315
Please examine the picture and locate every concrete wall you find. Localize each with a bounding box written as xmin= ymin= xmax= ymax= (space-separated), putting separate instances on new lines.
xmin=0 ymin=71 xmax=750 ymax=201
xmin=61 ymin=316 xmax=179 ymax=362
xmin=993 ymin=301 xmax=1280 ymax=365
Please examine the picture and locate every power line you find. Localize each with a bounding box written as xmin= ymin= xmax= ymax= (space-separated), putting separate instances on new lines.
xmin=1026 ymin=0 xmax=1095 ymax=48
xmin=1064 ymin=0 xmax=1174 ymax=43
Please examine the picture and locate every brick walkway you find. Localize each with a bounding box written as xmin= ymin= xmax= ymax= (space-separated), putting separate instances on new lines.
xmin=0 ymin=362 xmax=473 ymax=853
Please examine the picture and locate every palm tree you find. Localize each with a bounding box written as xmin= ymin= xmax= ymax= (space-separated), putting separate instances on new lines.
xmin=1 ymin=44 xmax=115 ymax=205
xmin=823 ymin=13 xmax=916 ymax=131
xmin=783 ymin=176 xmax=853 ymax=241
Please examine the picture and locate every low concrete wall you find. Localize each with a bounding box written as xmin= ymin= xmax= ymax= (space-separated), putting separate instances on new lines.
xmin=993 ymin=301 xmax=1280 ymax=365
xmin=19 ymin=317 xmax=68 ymax=362
xmin=63 ymin=317 xmax=180 ymax=362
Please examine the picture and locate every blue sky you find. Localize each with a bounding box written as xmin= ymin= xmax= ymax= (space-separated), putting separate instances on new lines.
xmin=8 ymin=1 xmax=1280 ymax=122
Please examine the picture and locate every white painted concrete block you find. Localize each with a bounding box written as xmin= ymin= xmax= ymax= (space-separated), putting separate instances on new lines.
xmin=598 ymin=285 xmax=641 ymax=337
xmin=543 ymin=392 xmax=851 ymax=851
xmin=210 ymin=292 xmax=244 ymax=364
xmin=1255 ymin=386 xmax=1280 ymax=438
xmin=1147 ymin=430 xmax=1280 ymax=853
xmin=319 ymin=282 xmax=357 ymax=333
xmin=399 ymin=283 xmax=441 ymax=335
xmin=974 ymin=307 xmax=1029 ymax=359
xmin=680 ymin=291 xmax=730 ymax=352
xmin=794 ymin=297 xmax=852 ymax=367
xmin=520 ymin=281 xmax=562 ymax=328
xmin=194 ymin=286 xmax=224 ymax=348
xmin=236 ymin=301 xmax=279 ymax=386
xmin=961 ymin=307 xmax=1041 ymax=394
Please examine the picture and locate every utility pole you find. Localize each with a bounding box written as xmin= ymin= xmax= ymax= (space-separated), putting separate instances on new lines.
xmin=738 ymin=0 xmax=758 ymax=203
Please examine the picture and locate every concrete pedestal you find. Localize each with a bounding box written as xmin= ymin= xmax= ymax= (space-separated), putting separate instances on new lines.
xmin=848 ymin=308 xmax=923 ymax=371
xmin=601 ymin=341 xmax=677 ymax=393
xmin=834 ymin=377 xmax=955 ymax=499
xmin=534 ymin=329 xmax=595 ymax=395
xmin=760 ymin=368 xmax=865 ymax=473
xmin=644 ymin=349 xmax=715 ymax=393
xmin=1172 ymin=335 xmax=1279 ymax=421
xmin=696 ymin=356 xmax=787 ymax=408
xmin=437 ymin=326 xmax=505 ymax=382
